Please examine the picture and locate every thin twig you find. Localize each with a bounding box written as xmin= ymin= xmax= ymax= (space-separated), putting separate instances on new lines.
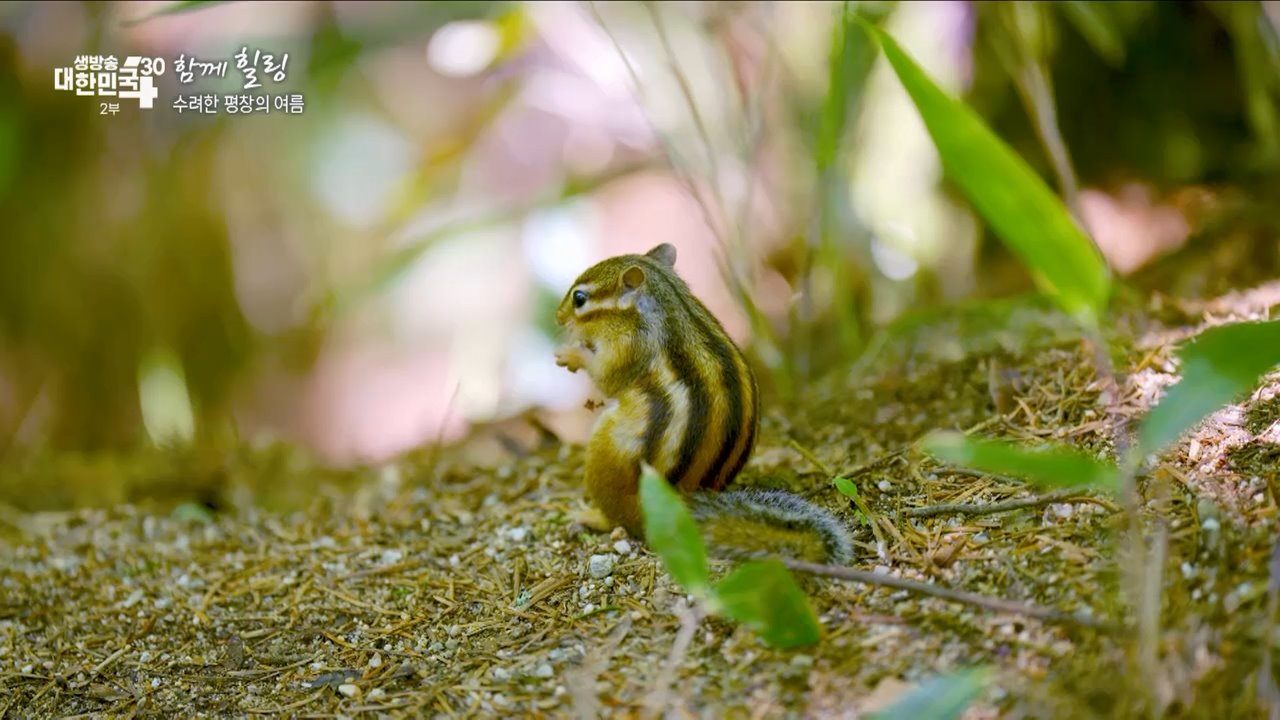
xmin=782 ymin=558 xmax=1113 ymax=630
xmin=644 ymin=604 xmax=702 ymax=720
xmin=902 ymin=487 xmax=1114 ymax=519
xmin=568 ymin=616 xmax=632 ymax=720
xmin=85 ymin=647 xmax=128 ymax=684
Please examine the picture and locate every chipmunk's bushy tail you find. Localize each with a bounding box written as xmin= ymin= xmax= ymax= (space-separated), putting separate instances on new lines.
xmin=687 ymin=489 xmax=854 ymax=565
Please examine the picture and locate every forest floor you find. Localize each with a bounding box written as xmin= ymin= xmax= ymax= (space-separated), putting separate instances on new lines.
xmin=2 ymin=233 xmax=1280 ymax=719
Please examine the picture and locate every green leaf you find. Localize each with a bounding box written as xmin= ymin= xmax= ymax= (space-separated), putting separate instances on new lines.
xmin=857 ymin=20 xmax=1111 ymax=327
xmin=833 ymin=476 xmax=860 ymax=499
xmin=1057 ymin=1 xmax=1126 ymax=66
xmin=833 ymin=477 xmax=869 ymax=525
xmin=1138 ymin=320 xmax=1280 ymax=456
xmin=870 ymin=667 xmax=991 ymax=720
xmin=711 ymin=559 xmax=821 ymax=649
xmin=171 ymin=502 xmax=215 ymax=525
xmin=639 ymin=463 xmax=711 ymax=598
xmin=922 ymin=432 xmax=1120 ymax=493
xmin=123 ymin=0 xmax=231 ymax=25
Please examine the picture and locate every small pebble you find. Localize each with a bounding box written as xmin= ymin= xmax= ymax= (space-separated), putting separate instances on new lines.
xmin=588 ymin=554 xmax=615 ymax=579
xmin=368 ymin=688 xmax=386 ymax=700
xmin=534 ymin=663 xmax=554 ymax=678
xmin=368 ymin=654 xmax=382 ymax=669
xmin=338 ymin=683 xmax=360 ymax=698
xmin=613 ymin=540 xmax=633 ymax=555
xmin=508 ymin=527 xmax=529 ymax=543
xmin=877 ymin=480 xmax=891 ymax=492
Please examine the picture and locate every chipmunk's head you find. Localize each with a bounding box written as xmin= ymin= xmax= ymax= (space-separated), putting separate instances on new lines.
xmin=555 ymin=243 xmax=679 ymax=331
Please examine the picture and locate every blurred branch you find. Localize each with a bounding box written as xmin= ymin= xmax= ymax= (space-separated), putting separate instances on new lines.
xmin=586 ymin=1 xmax=718 ymax=231
xmin=121 ymin=0 xmax=233 ymax=27
xmin=588 ymin=1 xmax=786 ymax=384
xmin=331 ymin=159 xmax=662 ymax=314
xmin=999 ymin=2 xmax=1089 ymax=234
xmin=645 ymin=2 xmax=728 ymax=239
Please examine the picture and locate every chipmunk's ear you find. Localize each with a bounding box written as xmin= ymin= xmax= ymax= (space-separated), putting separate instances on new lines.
xmin=621 ymin=265 xmax=646 ymax=290
xmin=646 ymin=243 xmax=677 ymax=268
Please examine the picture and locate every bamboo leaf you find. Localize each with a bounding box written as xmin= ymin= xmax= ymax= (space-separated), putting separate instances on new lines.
xmin=870 ymin=667 xmax=991 ymax=720
xmin=1138 ymin=320 xmax=1280 ymax=455
xmin=711 ymin=559 xmax=821 ymax=649
xmin=858 ymin=20 xmax=1111 ymax=327
xmin=639 ymin=463 xmax=711 ymax=598
xmin=922 ymin=432 xmax=1119 ymax=493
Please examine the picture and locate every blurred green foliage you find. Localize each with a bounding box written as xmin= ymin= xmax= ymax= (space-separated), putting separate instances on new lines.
xmin=0 ymin=32 xmax=249 ymax=453
xmin=0 ymin=0 xmax=1277 ymax=477
xmin=869 ymin=667 xmax=992 ymax=720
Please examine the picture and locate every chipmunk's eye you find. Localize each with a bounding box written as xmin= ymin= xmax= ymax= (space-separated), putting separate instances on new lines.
xmin=572 ymin=290 xmax=587 ymax=309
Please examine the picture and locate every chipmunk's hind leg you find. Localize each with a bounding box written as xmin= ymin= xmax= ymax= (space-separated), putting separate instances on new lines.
xmin=583 ymin=415 xmax=645 ymax=538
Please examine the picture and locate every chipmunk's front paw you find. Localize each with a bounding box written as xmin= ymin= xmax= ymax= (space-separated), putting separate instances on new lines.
xmin=554 ymin=344 xmax=590 ymax=373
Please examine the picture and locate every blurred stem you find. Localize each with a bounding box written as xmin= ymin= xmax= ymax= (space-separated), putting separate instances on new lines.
xmin=1 ymin=375 xmax=47 ymax=459
xmin=1086 ymin=325 xmax=1160 ymax=715
xmin=645 ymin=2 xmax=726 ymax=237
xmin=719 ymin=2 xmax=796 ymax=396
xmin=1001 ymin=2 xmax=1090 ymax=236
xmin=1138 ymin=470 xmax=1170 ymax=718
xmin=337 ymin=158 xmax=660 ymax=314
xmin=643 ymin=603 xmax=703 ymax=719
xmin=1013 ymin=58 xmax=1083 ymax=224
xmin=633 ymin=1 xmax=788 ymax=393
xmin=793 ymin=1 xmax=868 ymax=383
xmin=1221 ymin=1 xmax=1280 ymax=163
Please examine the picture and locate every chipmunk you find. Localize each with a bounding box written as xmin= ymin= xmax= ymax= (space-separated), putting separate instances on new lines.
xmin=554 ymin=243 xmax=853 ymax=565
